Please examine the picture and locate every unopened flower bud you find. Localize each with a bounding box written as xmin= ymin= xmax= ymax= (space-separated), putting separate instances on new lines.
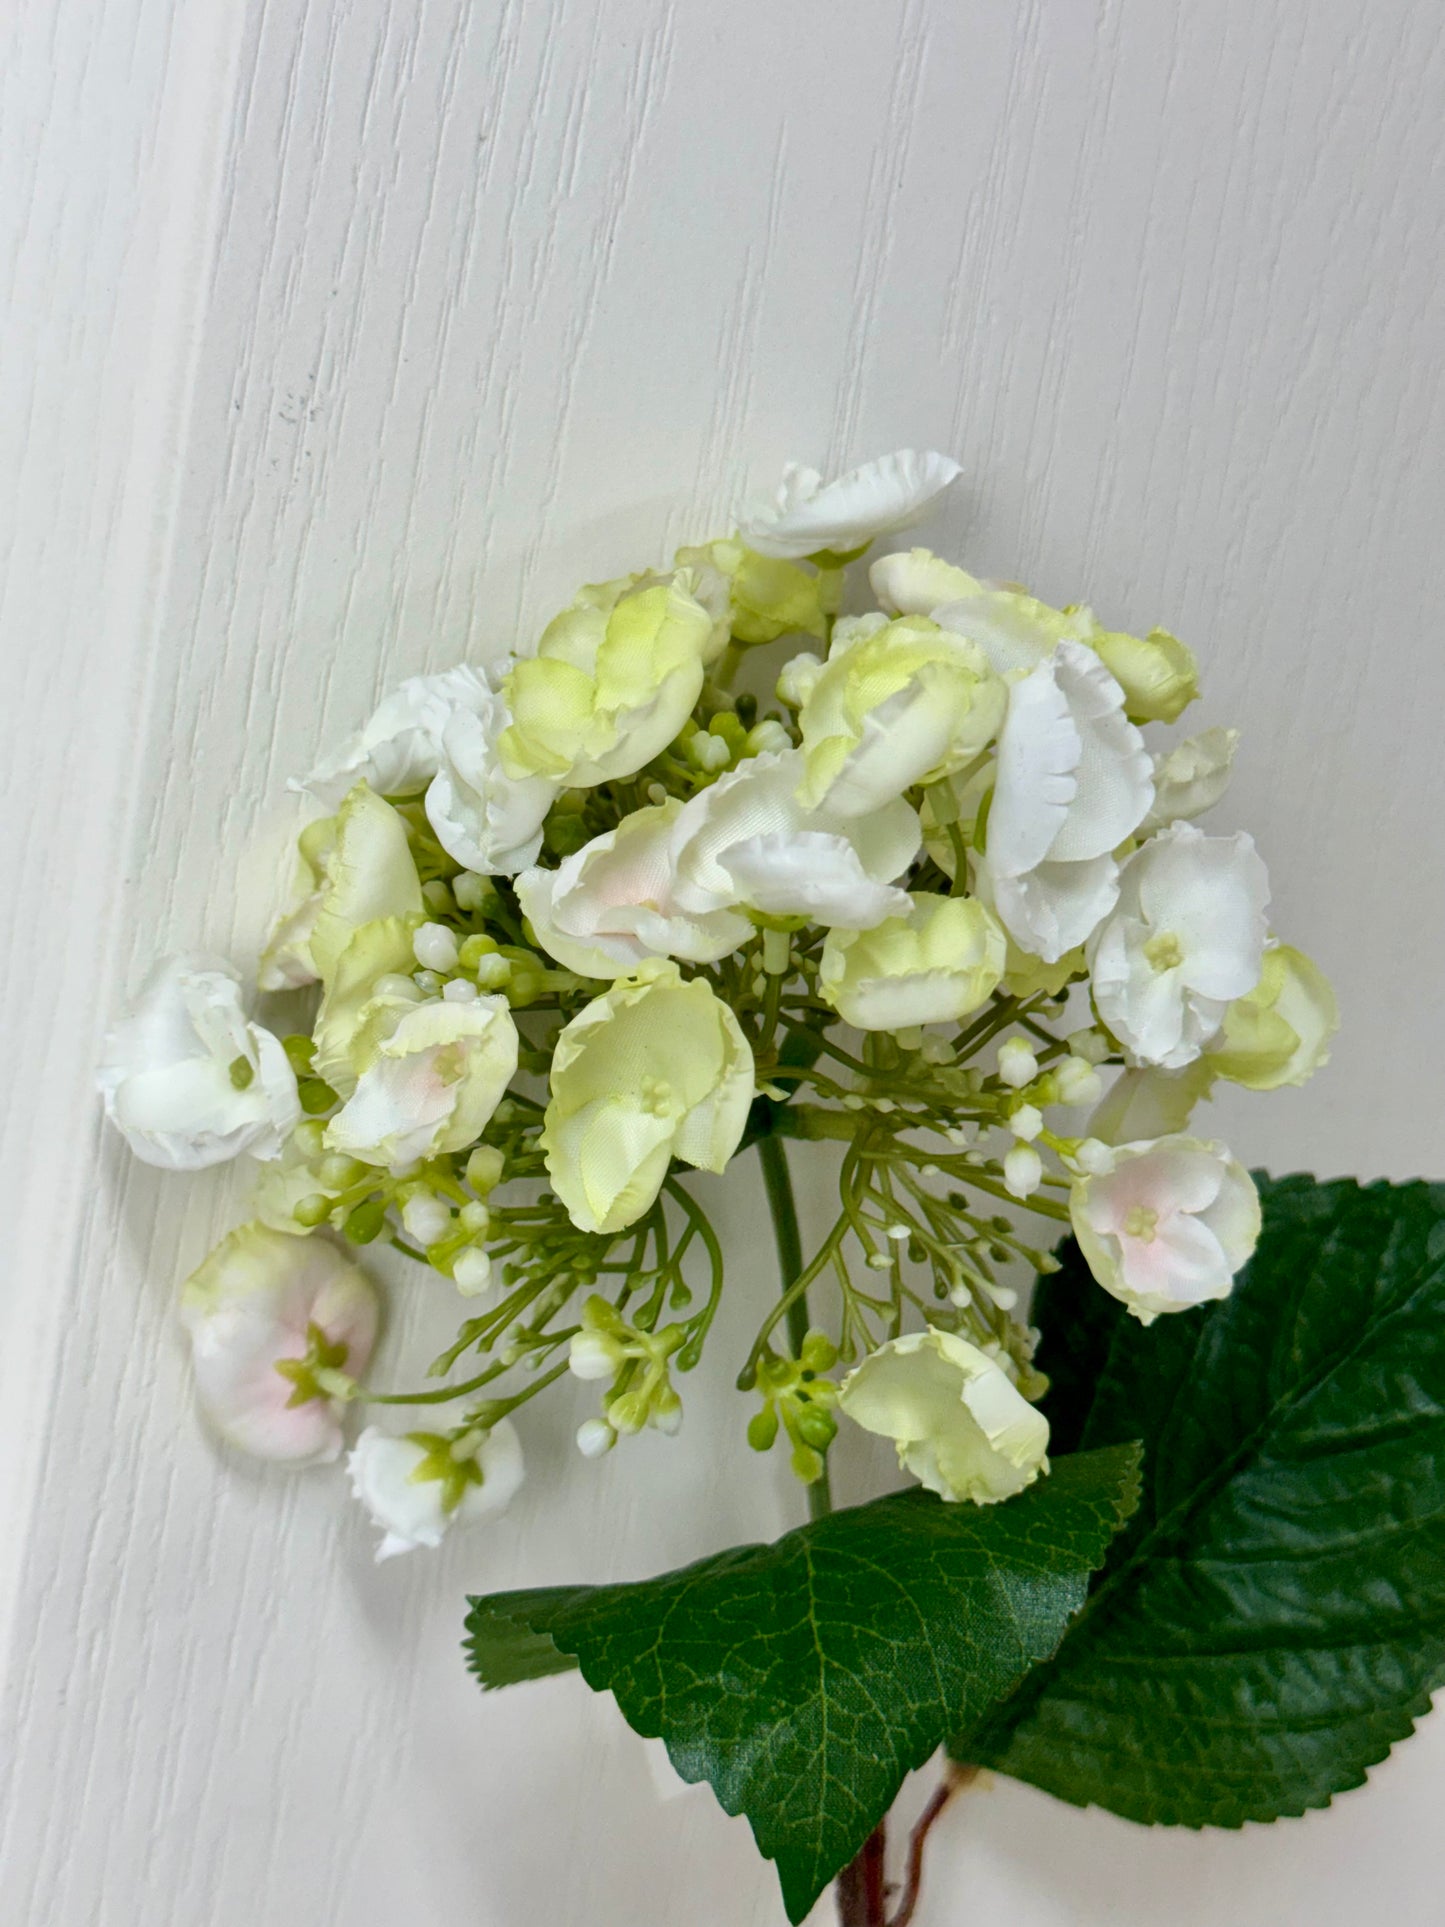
xmin=745 ymin=719 xmax=792 ymax=757
xmin=1067 ymin=1027 xmax=1111 ymax=1066
xmin=442 ymin=978 xmax=479 ymax=1004
xmin=776 ymin=651 xmax=824 ymax=708
xmin=997 ymin=1038 xmax=1038 ymax=1089
xmin=1072 ymin=1136 xmax=1114 ymax=1175
xmin=452 ymin=872 xmax=488 ymax=911
xmin=569 ymin=1330 xmax=622 ymax=1382
xmin=465 ymin=1146 xmax=505 ymax=1194
xmin=1003 ymin=1144 xmax=1043 ymax=1199
xmin=452 ymin=1248 xmax=494 ymax=1298
xmin=459 ymin=1200 xmax=490 ymax=1235
xmin=1008 ymin=1104 xmax=1044 ymax=1143
xmin=576 ymin=1418 xmax=617 ymax=1459
xmin=402 ymin=1193 xmax=452 ymax=1246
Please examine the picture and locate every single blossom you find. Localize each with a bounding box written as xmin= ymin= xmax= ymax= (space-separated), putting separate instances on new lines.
xmin=1088 ymin=1063 xmax=1216 ymax=1146
xmin=499 ymin=573 xmax=715 ymax=787
xmin=307 ymin=782 xmax=424 ymax=980
xmin=424 ymin=677 xmax=557 ymax=876
xmin=819 ymin=892 xmax=1006 ymax=1030
xmin=542 ymin=961 xmax=754 ymax=1234
xmin=737 ymin=449 xmax=961 ymax=561
xmin=179 ymin=1223 xmax=380 ymax=1462
xmin=98 ymin=956 xmax=299 ymax=1169
xmin=979 ymin=641 xmax=1155 ymax=963
xmin=838 ymin=1328 xmax=1049 ymax=1504
xmin=667 ymin=749 xmax=921 ymax=929
xmin=516 ymin=802 xmax=751 ymax=979
xmin=1091 ymin=626 xmax=1199 ymax=725
xmin=1069 ymin=1135 xmax=1261 ymax=1322
xmin=934 ymin=586 xmax=1097 ymax=677
xmin=674 ymin=537 xmax=835 ymax=645
xmin=869 ymin=547 xmax=983 ymax=616
xmin=311 ymin=915 xmax=421 ymax=1094
xmin=1143 ymin=727 xmax=1239 ymax=828
xmin=325 ymin=996 xmax=519 ymax=1166
xmin=1207 ymin=942 xmax=1338 ymax=1090
xmin=301 ymin=666 xmax=493 ymax=807
xmin=348 ymin=1421 xmax=524 ymax=1561
xmin=796 ymin=615 xmax=1006 ymax=818
xmin=1088 ymin=823 xmax=1271 ymax=1068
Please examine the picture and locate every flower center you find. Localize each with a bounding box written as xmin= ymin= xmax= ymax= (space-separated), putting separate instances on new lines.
xmin=1123 ymin=1204 xmax=1159 ymax=1243
xmin=639 ymin=1075 xmax=674 ymax=1117
xmin=1143 ymin=930 xmax=1184 ymax=973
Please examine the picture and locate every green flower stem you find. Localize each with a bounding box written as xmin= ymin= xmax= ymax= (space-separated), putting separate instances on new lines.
xmin=758 ymin=1131 xmax=833 ymax=1522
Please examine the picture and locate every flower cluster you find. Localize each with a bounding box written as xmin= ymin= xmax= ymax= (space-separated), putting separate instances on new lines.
xmin=99 ymin=449 xmax=1334 ymax=1560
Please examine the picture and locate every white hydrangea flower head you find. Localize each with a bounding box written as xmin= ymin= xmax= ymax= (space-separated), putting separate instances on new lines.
xmin=179 ymin=1223 xmax=380 ymax=1463
xmin=980 ymin=641 xmax=1155 ymax=963
xmin=348 ymin=1421 xmax=524 ymax=1561
xmin=737 ymin=449 xmax=961 ymax=561
xmin=97 ymin=956 xmax=300 ymax=1169
xmin=1069 ymin=1135 xmax=1261 ymax=1323
xmin=838 ymin=1328 xmax=1049 ymax=1504
xmin=1088 ymin=823 xmax=1271 ymax=1068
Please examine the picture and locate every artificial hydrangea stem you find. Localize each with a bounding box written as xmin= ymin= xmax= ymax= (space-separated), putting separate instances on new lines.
xmin=756 ymin=1130 xmax=833 ymax=1521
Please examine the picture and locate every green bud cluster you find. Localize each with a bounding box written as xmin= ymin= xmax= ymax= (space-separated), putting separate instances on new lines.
xmin=747 ymin=1331 xmax=840 ymax=1485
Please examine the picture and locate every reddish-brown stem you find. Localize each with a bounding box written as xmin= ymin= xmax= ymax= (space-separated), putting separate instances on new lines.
xmin=835 ymin=1821 xmax=889 ymax=1925
xmin=888 ymin=1766 xmax=976 ymax=1926
xmin=834 ymin=1765 xmax=978 ymax=1927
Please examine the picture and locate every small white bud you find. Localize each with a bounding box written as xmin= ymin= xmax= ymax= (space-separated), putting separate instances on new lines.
xmin=1009 ymin=1103 xmax=1044 ymax=1143
xmin=687 ymin=733 xmax=731 ymax=772
xmin=1067 ymin=1027 xmax=1111 ymax=1066
xmin=453 ymin=872 xmax=487 ymax=911
xmin=413 ymin=922 xmax=461 ymax=973
xmin=466 ymin=1146 xmax=505 ymax=1194
xmin=885 ymin=1222 xmax=912 ymax=1242
xmin=745 ymin=719 xmax=792 ymax=756
xmin=920 ymin=1035 xmax=953 ymax=1065
xmin=866 ymin=1251 xmax=895 ymax=1271
xmin=458 ymin=1200 xmax=490 ymax=1236
xmin=1073 ymin=1136 xmax=1114 ymax=1176
xmin=945 ymin=1123 xmax=974 ymax=1147
xmin=997 ymin=1038 xmax=1039 ymax=1089
xmin=569 ymin=1331 xmax=621 ymax=1381
xmin=442 ymin=977 xmax=479 ymax=1003
xmin=576 ymin=1418 xmax=617 ymax=1459
xmin=452 ymin=1248 xmax=494 ymax=1298
xmin=646 ymin=781 xmax=668 ymax=806
xmin=776 ymin=651 xmax=824 ymax=707
xmin=412 ymin=968 xmax=441 ymax=994
xmin=1054 ymin=1055 xmax=1103 ymax=1106
xmin=473 ymin=954 xmax=512 ymax=990
xmin=1003 ymin=1144 xmax=1043 ymax=1199
xmin=402 ymin=1193 xmax=452 ymax=1246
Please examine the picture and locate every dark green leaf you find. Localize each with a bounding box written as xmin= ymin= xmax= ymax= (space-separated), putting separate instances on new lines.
xmin=960 ymin=1175 xmax=1445 ymax=1827
xmin=1031 ymin=1238 xmax=1127 ymax=1456
xmin=467 ymin=1445 xmax=1140 ymax=1922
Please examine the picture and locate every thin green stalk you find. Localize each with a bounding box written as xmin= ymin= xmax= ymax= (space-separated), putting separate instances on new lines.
xmin=758 ymin=1131 xmax=833 ymax=1521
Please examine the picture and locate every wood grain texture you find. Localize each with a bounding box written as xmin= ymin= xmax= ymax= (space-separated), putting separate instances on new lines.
xmin=3 ymin=1 xmax=1443 ymax=1922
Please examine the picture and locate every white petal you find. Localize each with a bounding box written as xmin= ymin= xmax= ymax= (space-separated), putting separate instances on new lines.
xmin=988 ymin=854 xmax=1119 ymax=964
xmin=1144 ymin=727 xmax=1239 ymax=828
xmin=737 ymin=451 xmax=961 ymax=560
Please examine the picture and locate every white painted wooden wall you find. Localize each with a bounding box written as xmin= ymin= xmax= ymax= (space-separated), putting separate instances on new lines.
xmin=4 ymin=1 xmax=1444 ymax=1921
